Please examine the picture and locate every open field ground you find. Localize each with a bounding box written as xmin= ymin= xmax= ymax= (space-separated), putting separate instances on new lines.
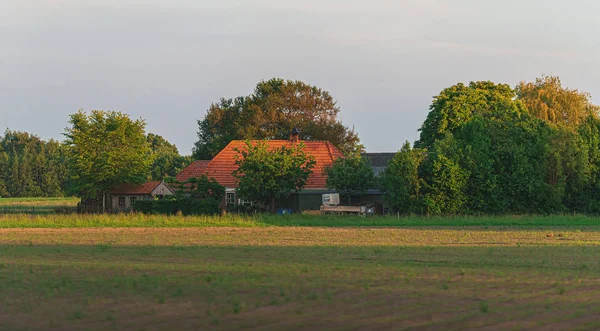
xmin=2 ymin=226 xmax=600 ymax=330
xmin=4 ymin=213 xmax=600 ymax=228
xmin=0 ymin=197 xmax=78 ymax=214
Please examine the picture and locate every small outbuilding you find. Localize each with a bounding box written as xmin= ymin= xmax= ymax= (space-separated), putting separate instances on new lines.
xmin=108 ymin=181 xmax=174 ymax=213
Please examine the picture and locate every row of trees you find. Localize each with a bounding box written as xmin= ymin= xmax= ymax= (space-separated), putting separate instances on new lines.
xmin=0 ymin=131 xmax=69 ymax=197
xmin=7 ymin=75 xmax=600 ymax=217
xmin=2 ymin=78 xmax=359 ymax=200
xmin=383 ymin=76 xmax=600 ymax=215
xmin=0 ymin=114 xmax=190 ymax=198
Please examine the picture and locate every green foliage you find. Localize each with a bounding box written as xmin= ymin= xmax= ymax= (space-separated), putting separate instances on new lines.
xmin=421 ymin=134 xmax=470 ymax=215
xmin=325 ymin=152 xmax=375 ymax=205
xmin=396 ymin=76 xmax=600 ymax=215
xmin=0 ymin=130 xmax=69 ymax=197
xmin=135 ymin=175 xmax=225 ymax=215
xmin=381 ymin=142 xmax=425 ymax=214
xmin=233 ymin=141 xmax=316 ymax=212
xmin=192 ymin=78 xmax=359 ymax=159
xmin=63 ymin=110 xmax=153 ymax=198
xmin=147 ymin=133 xmax=192 ymax=181
xmin=416 ymin=81 xmax=526 ymax=149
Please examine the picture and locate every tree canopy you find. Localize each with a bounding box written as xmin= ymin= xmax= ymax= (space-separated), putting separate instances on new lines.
xmin=516 ymin=75 xmax=599 ymax=128
xmin=233 ymin=141 xmax=316 ymax=212
xmin=416 ymin=81 xmax=526 ymax=149
xmin=385 ymin=76 xmax=600 ymax=215
xmin=325 ymin=151 xmax=375 ymax=205
xmin=0 ymin=130 xmax=68 ymax=197
xmin=381 ymin=141 xmax=425 ymax=214
xmin=147 ymin=133 xmax=192 ymax=181
xmin=63 ymin=110 xmax=153 ymax=198
xmin=193 ymin=78 xmax=359 ymax=160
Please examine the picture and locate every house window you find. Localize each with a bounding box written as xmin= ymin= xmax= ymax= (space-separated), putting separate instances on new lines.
xmin=239 ymin=198 xmax=253 ymax=207
xmin=226 ymin=193 xmax=235 ymax=205
xmin=118 ymin=197 xmax=126 ymax=209
xmin=129 ymin=196 xmax=137 ymax=207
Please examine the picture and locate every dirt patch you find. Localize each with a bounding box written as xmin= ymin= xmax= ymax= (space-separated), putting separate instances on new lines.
xmin=1 ymin=227 xmax=599 ymax=247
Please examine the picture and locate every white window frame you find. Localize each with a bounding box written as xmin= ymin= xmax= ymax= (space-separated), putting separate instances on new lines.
xmin=239 ymin=198 xmax=253 ymax=207
xmin=118 ymin=196 xmax=126 ymax=209
xmin=226 ymin=192 xmax=236 ymax=205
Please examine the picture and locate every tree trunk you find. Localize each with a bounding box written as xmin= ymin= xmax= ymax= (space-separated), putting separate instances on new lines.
xmin=347 ymin=194 xmax=351 ymax=206
xmin=271 ymin=197 xmax=277 ymax=214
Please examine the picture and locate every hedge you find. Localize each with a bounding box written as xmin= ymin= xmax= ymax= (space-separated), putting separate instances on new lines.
xmin=133 ymin=198 xmax=221 ymax=216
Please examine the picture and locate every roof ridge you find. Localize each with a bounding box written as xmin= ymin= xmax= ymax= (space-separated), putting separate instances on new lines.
xmin=325 ymin=141 xmax=334 ymax=161
xmin=228 ymin=139 xmax=330 ymax=143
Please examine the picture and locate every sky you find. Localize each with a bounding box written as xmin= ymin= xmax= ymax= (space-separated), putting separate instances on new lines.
xmin=1 ymin=0 xmax=599 ymax=155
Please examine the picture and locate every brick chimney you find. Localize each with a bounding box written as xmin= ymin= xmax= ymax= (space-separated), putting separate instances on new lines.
xmin=289 ymin=127 xmax=300 ymax=142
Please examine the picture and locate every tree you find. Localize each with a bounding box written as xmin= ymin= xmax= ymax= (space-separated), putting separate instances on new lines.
xmin=420 ymin=134 xmax=469 ymax=215
xmin=381 ymin=141 xmax=425 ymax=214
xmin=450 ymin=114 xmax=560 ymax=214
xmin=416 ymin=81 xmax=526 ymax=149
xmin=193 ymin=78 xmax=359 ymax=159
xmin=63 ymin=110 xmax=153 ymax=201
xmin=0 ymin=130 xmax=68 ymax=197
xmin=233 ymin=141 xmax=316 ymax=213
xmin=325 ymin=152 xmax=375 ymax=205
xmin=147 ymin=133 xmax=192 ymax=180
xmin=516 ymin=75 xmax=599 ymax=128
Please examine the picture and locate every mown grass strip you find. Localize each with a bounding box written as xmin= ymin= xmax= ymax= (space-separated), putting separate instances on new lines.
xmin=2 ymin=213 xmax=600 ymax=228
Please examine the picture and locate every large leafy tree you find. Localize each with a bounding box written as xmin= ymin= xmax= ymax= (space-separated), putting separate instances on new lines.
xmin=325 ymin=151 xmax=375 ymax=205
xmin=451 ymin=114 xmax=561 ymax=214
xmin=416 ymin=81 xmax=526 ymax=149
xmin=63 ymin=110 xmax=153 ymax=199
xmin=381 ymin=141 xmax=425 ymax=214
xmin=147 ymin=133 xmax=192 ymax=180
xmin=233 ymin=141 xmax=316 ymax=213
xmin=516 ymin=75 xmax=599 ymax=128
xmin=193 ymin=78 xmax=359 ymax=159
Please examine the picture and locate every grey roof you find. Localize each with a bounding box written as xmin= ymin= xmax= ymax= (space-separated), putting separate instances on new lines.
xmin=362 ymin=153 xmax=396 ymax=176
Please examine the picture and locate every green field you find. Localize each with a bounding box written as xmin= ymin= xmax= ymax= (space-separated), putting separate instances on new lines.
xmin=0 ymin=197 xmax=78 ymax=214
xmin=2 ymin=222 xmax=600 ymax=330
xmin=3 ymin=213 xmax=600 ymax=228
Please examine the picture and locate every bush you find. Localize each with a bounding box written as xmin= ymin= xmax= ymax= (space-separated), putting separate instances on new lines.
xmin=133 ymin=198 xmax=221 ymax=216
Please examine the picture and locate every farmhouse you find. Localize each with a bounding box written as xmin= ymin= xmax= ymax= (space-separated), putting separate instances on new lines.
xmin=177 ymin=131 xmax=343 ymax=212
xmin=107 ymin=181 xmax=174 ymax=213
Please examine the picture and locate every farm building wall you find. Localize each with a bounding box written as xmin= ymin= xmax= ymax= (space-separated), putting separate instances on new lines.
xmin=151 ymin=183 xmax=174 ymax=196
xmin=110 ymin=194 xmax=153 ymax=213
xmin=298 ymin=194 xmax=323 ymax=212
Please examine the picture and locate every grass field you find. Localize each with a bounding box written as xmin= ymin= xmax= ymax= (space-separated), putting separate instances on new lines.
xmin=3 ymin=213 xmax=600 ymax=228
xmin=0 ymin=197 xmax=78 ymax=214
xmin=2 ymin=224 xmax=600 ymax=330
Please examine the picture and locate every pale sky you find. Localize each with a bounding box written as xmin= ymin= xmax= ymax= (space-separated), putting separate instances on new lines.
xmin=1 ymin=0 xmax=599 ymax=154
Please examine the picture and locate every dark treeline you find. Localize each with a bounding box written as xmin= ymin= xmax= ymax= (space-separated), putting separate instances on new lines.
xmin=383 ymin=76 xmax=600 ymax=215
xmin=0 ymin=131 xmax=69 ymax=197
xmin=0 ymin=129 xmax=190 ymax=198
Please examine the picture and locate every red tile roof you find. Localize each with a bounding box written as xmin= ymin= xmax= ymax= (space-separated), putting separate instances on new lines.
xmin=110 ymin=181 xmax=164 ymax=195
xmin=176 ymin=160 xmax=210 ymax=183
xmin=177 ymin=140 xmax=344 ymax=189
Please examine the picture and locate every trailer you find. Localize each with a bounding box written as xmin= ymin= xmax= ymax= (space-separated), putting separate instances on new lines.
xmin=320 ymin=204 xmax=366 ymax=215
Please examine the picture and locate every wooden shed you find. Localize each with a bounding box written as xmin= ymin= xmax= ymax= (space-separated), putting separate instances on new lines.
xmin=107 ymin=181 xmax=174 ymax=213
